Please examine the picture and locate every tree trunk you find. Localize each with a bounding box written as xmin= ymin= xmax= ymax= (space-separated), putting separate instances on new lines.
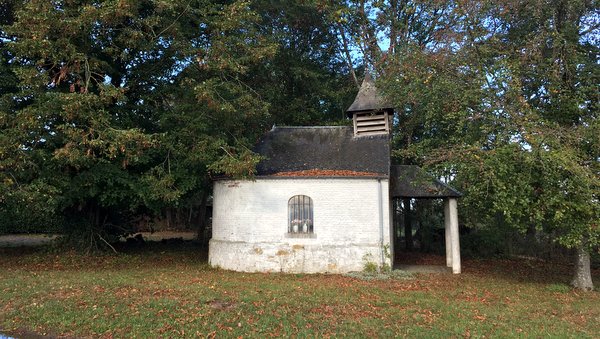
xmin=403 ymin=198 xmax=413 ymax=251
xmin=166 ymin=207 xmax=173 ymax=229
xmin=196 ymin=193 xmax=208 ymax=242
xmin=88 ymin=202 xmax=101 ymax=228
xmin=393 ymin=199 xmax=401 ymax=255
xmin=571 ymin=243 xmax=594 ymax=291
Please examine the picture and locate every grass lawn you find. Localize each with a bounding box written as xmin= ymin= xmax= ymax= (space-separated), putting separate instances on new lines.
xmin=1 ymin=243 xmax=598 ymax=338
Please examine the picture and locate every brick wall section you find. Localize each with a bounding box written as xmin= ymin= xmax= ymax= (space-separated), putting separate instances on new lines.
xmin=209 ymin=178 xmax=391 ymax=273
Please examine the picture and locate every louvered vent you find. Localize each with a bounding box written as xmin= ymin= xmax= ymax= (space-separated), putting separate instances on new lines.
xmin=353 ymin=111 xmax=390 ymax=136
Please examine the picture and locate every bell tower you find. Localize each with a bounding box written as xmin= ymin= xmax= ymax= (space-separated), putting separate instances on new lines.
xmin=346 ymin=74 xmax=394 ymax=137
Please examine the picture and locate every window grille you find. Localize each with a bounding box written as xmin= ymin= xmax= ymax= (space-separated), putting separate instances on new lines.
xmin=288 ymin=195 xmax=313 ymax=233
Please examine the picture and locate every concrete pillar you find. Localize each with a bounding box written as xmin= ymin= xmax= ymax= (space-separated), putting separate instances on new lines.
xmin=444 ymin=199 xmax=452 ymax=268
xmin=444 ymin=198 xmax=461 ymax=274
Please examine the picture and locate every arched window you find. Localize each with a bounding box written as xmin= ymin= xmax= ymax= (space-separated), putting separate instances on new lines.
xmin=288 ymin=195 xmax=313 ymax=233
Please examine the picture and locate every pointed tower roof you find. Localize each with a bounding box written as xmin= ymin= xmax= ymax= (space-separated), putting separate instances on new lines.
xmin=345 ymin=73 xmax=393 ymax=117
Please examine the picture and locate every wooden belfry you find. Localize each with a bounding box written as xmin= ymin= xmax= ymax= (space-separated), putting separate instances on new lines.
xmin=346 ymin=74 xmax=393 ymax=136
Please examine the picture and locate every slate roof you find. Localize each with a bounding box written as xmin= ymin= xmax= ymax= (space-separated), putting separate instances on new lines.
xmin=346 ymin=73 xmax=393 ymax=117
xmin=254 ymin=126 xmax=390 ymax=176
xmin=390 ymin=165 xmax=462 ymax=198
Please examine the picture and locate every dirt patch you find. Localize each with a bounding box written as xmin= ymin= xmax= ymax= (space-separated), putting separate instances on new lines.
xmin=395 ymin=265 xmax=451 ymax=274
xmin=0 ymin=231 xmax=197 ymax=248
xmin=395 ymin=252 xmax=447 ymax=266
xmin=207 ymin=299 xmax=237 ymax=311
xmin=131 ymin=231 xmax=196 ymax=242
xmin=0 ymin=234 xmax=59 ymax=248
xmin=0 ymin=328 xmax=60 ymax=339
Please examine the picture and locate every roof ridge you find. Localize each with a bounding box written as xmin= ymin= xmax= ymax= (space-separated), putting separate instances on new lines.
xmin=273 ymin=126 xmax=351 ymax=129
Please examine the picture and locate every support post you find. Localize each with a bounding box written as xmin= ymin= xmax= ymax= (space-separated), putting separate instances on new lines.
xmin=447 ymin=198 xmax=461 ymax=274
xmin=444 ymin=199 xmax=452 ymax=268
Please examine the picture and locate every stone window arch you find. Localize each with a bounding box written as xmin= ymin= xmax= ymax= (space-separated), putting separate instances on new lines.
xmin=288 ymin=195 xmax=313 ymax=233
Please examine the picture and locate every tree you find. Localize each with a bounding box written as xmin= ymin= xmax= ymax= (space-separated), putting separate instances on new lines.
xmin=0 ymin=0 xmax=356 ymax=248
xmin=485 ymin=0 xmax=599 ymax=291
xmin=0 ymin=0 xmax=277 ymax=248
xmin=364 ymin=0 xmax=599 ymax=290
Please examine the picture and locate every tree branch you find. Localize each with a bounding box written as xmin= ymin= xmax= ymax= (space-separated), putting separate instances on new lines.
xmin=337 ymin=23 xmax=359 ymax=88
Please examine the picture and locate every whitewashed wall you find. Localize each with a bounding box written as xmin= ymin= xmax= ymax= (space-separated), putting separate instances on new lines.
xmin=209 ymin=178 xmax=391 ymax=273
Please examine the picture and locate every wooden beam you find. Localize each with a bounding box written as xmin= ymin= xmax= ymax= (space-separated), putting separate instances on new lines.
xmin=384 ymin=111 xmax=390 ymax=131
xmin=357 ymin=125 xmax=387 ymax=132
xmin=356 ymin=114 xmax=386 ymax=121
xmin=356 ymin=130 xmax=389 ymax=136
xmin=357 ymin=120 xmax=386 ymax=127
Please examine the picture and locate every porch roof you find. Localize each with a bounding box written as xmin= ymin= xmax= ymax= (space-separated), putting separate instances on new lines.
xmin=390 ymin=165 xmax=462 ymax=198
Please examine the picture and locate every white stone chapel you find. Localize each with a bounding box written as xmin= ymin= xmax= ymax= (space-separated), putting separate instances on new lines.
xmin=209 ymin=75 xmax=462 ymax=274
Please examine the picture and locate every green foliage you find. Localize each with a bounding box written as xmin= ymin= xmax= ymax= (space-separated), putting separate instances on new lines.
xmin=460 ymin=226 xmax=511 ymax=259
xmin=208 ymin=146 xmax=264 ymax=179
xmin=374 ymin=0 xmax=599 ymax=256
xmin=0 ymin=179 xmax=62 ymax=234
xmin=362 ymin=250 xmax=391 ymax=274
xmin=0 ymin=0 xmax=352 ymax=240
xmin=363 ymin=260 xmax=379 ymax=274
xmin=249 ymin=0 xmax=358 ymax=125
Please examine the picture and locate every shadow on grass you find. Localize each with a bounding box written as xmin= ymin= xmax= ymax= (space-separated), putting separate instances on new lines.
xmin=1 ymin=241 xmax=598 ymax=292
xmin=0 ymin=240 xmax=209 ymax=273
xmin=464 ymin=257 xmax=600 ymax=290
xmin=395 ymin=249 xmax=599 ymax=290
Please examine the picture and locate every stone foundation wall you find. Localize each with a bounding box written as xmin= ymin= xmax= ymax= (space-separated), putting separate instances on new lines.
xmin=209 ymin=239 xmax=384 ymax=273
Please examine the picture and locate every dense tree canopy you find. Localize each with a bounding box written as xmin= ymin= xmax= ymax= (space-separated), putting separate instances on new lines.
xmin=0 ymin=0 xmax=598 ymax=288
xmin=0 ymin=0 xmax=353 ymax=239
xmin=366 ymin=0 xmax=599 ymax=290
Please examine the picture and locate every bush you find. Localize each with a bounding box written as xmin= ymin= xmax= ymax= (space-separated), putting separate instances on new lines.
xmin=0 ymin=181 xmax=62 ymax=235
xmin=460 ymin=227 xmax=508 ymax=258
